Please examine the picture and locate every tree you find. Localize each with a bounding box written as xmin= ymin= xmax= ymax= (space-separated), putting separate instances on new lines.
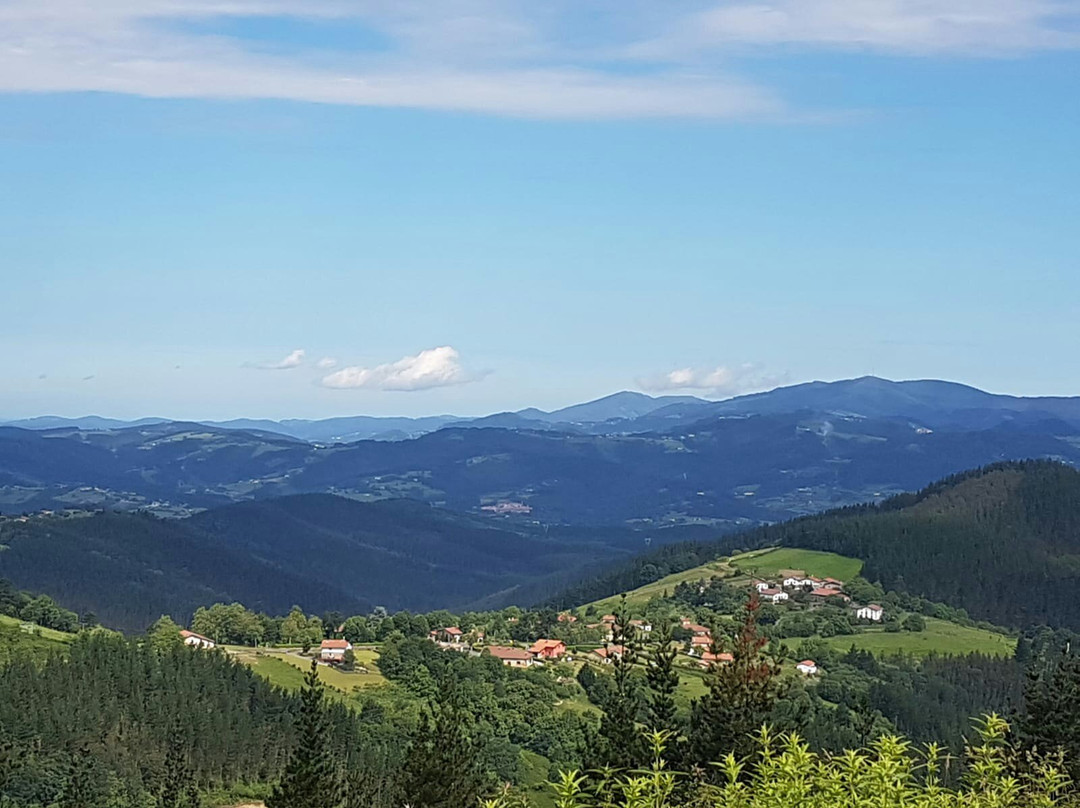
xmin=401 ymin=690 xmax=485 ymax=808
xmin=902 ymin=613 xmax=926 ymax=632
xmin=159 ymin=728 xmax=192 ymax=808
xmin=148 ymin=615 xmax=183 ymax=653
xmin=591 ymin=597 xmax=647 ymax=770
xmin=59 ymin=747 xmax=99 ymax=808
xmin=645 ymin=622 xmax=680 ymax=736
xmin=267 ymin=660 xmax=341 ymax=808
xmin=688 ymin=592 xmax=782 ymax=772
xmin=341 ymin=648 xmax=356 ymax=672
xmin=1020 ymin=652 xmax=1080 ymax=780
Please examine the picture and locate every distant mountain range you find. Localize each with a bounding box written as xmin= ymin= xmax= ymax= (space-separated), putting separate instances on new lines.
xmin=2 ymin=377 xmax=1080 ymax=524
xmin=6 ymin=377 xmax=1080 ymax=442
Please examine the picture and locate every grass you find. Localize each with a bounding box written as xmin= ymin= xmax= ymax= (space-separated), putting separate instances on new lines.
xmin=588 ymin=558 xmax=735 ymax=612
xmin=228 ymin=647 xmax=387 ymax=695
xmin=0 ymin=613 xmax=75 ymax=664
xmin=730 ymin=547 xmax=864 ymax=582
xmin=781 ymin=617 xmax=1016 ymax=659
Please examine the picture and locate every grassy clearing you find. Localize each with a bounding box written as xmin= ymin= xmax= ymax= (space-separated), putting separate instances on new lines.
xmin=229 ymin=647 xmax=387 ymax=694
xmin=730 ymin=547 xmax=864 ymax=582
xmin=588 ymin=559 xmax=735 ymax=612
xmin=0 ymin=614 xmax=75 ymax=664
xmin=782 ymin=617 xmax=1015 ymax=659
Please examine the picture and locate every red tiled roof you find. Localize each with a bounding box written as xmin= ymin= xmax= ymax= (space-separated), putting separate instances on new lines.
xmin=702 ymin=651 xmax=733 ymax=663
xmin=811 ymin=588 xmax=845 ymax=597
xmin=691 ymin=635 xmax=712 ymax=645
xmin=799 ymin=660 xmax=816 ymax=666
xmin=529 ymin=639 xmax=566 ymax=654
xmin=179 ymin=630 xmax=213 ymax=642
xmin=487 ymin=645 xmax=533 ymax=661
xmin=321 ymin=639 xmax=350 ymax=649
xmin=760 ymin=588 xmax=783 ymax=596
xmin=593 ymin=645 xmax=627 ymax=659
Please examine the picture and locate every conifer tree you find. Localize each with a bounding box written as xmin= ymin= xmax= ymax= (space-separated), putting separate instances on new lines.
xmin=159 ymin=726 xmax=191 ymax=808
xmin=687 ymin=592 xmax=782 ymax=773
xmin=267 ymin=660 xmax=341 ymax=808
xmin=1020 ymin=652 xmax=1080 ymax=780
xmin=400 ymin=689 xmax=484 ymax=808
xmin=58 ymin=747 xmax=98 ymax=808
xmin=591 ymin=597 xmax=647 ymax=770
xmin=645 ymin=622 xmax=680 ymax=736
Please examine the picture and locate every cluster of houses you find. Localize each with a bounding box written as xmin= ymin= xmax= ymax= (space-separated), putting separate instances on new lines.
xmin=754 ymin=569 xmax=885 ymax=622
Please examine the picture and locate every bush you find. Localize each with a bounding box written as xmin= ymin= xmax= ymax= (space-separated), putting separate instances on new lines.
xmin=484 ymin=716 xmax=1075 ymax=808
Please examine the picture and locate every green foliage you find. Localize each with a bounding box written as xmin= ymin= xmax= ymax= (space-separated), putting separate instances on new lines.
xmin=267 ymin=660 xmax=343 ymax=808
xmin=400 ymin=692 xmax=486 ymax=808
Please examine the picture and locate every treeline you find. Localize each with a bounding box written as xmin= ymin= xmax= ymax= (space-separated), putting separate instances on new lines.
xmin=0 ymin=578 xmax=83 ymax=633
xmin=546 ymin=461 xmax=1080 ymax=633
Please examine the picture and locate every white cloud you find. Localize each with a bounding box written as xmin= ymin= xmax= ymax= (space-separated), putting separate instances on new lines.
xmin=260 ymin=348 xmax=305 ymax=370
xmin=0 ymin=1 xmax=1075 ymax=119
xmin=636 ymin=0 xmax=1080 ymax=58
xmin=639 ymin=363 xmax=789 ymax=396
xmin=315 ymin=357 xmax=338 ymax=370
xmin=321 ymin=346 xmax=479 ymax=391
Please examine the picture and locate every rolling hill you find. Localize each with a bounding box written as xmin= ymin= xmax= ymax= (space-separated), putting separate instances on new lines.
xmin=0 ymin=494 xmax=709 ymax=631
xmin=550 ymin=461 xmax=1080 ymax=632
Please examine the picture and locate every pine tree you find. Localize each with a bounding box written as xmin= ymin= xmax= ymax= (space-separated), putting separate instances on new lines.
xmin=1019 ymin=652 xmax=1080 ymax=780
xmin=400 ymin=690 xmax=484 ymax=808
xmin=267 ymin=660 xmax=342 ymax=808
xmin=645 ymin=622 xmax=680 ymax=736
xmin=590 ymin=597 xmax=647 ymax=770
xmin=59 ymin=746 xmax=98 ymax=808
xmin=687 ymin=592 xmax=782 ymax=773
xmin=159 ymin=725 xmax=191 ymax=808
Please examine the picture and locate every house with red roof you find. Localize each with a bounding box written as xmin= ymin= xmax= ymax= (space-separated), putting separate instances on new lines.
xmin=698 ymin=651 xmax=734 ymax=669
xmin=486 ymin=646 xmax=535 ymax=668
xmin=796 ymin=660 xmax=819 ymax=675
xmin=529 ymin=639 xmax=567 ymax=660
xmin=179 ymin=630 xmax=215 ymax=649
xmin=320 ymin=638 xmax=352 ymax=663
xmin=810 ymin=588 xmax=851 ymax=604
xmin=592 ymin=645 xmax=628 ymax=664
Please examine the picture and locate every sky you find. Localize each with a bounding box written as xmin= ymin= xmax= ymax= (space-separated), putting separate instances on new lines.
xmin=1 ymin=0 xmax=1078 ymax=420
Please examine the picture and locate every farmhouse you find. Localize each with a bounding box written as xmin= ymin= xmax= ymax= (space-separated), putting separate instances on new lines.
xmin=796 ymin=660 xmax=819 ymax=675
xmin=529 ymin=639 xmax=567 ymax=659
xmin=681 ymin=620 xmax=711 ymax=636
xmin=855 ymin=604 xmax=885 ymax=622
xmin=759 ymin=587 xmax=789 ymax=604
xmin=179 ymin=630 xmax=215 ymax=649
xmin=629 ymin=619 xmax=652 ymax=634
xmin=428 ymin=626 xmax=465 ymax=644
xmin=810 ymin=588 xmax=851 ymax=604
xmin=486 ymin=646 xmax=535 ymax=668
xmin=699 ymin=651 xmax=734 ymax=668
xmin=592 ymin=645 xmax=628 ymax=664
xmin=320 ymin=639 xmax=352 ymax=663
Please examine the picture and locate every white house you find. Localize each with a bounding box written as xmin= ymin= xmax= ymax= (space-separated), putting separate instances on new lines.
xmin=796 ymin=660 xmax=819 ymax=675
xmin=759 ymin=588 xmax=789 ymax=604
xmin=179 ymin=630 xmax=215 ymax=649
xmin=320 ymin=639 xmax=352 ymax=663
xmin=754 ymin=581 xmax=775 ymax=593
xmin=856 ymin=604 xmax=885 ymax=622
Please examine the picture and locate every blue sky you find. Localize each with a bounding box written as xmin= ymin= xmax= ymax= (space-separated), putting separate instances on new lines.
xmin=1 ymin=0 xmax=1078 ymax=419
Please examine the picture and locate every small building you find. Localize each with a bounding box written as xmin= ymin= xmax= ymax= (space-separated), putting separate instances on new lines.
xmin=320 ymin=639 xmax=352 ymax=662
xmin=557 ymin=613 xmax=578 ymax=623
xmin=592 ymin=645 xmax=628 ymax=664
xmin=601 ymin=614 xmax=617 ymax=625
xmin=759 ymin=588 xmax=789 ymax=604
xmin=699 ymin=651 xmax=734 ymax=668
xmin=796 ymin=660 xmax=819 ymax=675
xmin=810 ymin=588 xmax=851 ymax=604
xmin=180 ymin=630 xmax=216 ymax=649
xmin=486 ymin=646 xmax=535 ymax=668
xmin=682 ymin=621 xmax=711 ymax=637
xmin=754 ymin=580 xmax=775 ymax=593
xmin=690 ymin=635 xmax=713 ymax=655
xmin=529 ymin=639 xmax=567 ymax=660
xmin=629 ymin=619 xmax=652 ymax=634
xmin=855 ymin=604 xmax=884 ymax=622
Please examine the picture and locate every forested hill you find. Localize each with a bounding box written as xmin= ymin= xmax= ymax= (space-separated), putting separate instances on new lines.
xmin=0 ymin=495 xmax=705 ymax=631
xmin=551 ymin=461 xmax=1080 ymax=632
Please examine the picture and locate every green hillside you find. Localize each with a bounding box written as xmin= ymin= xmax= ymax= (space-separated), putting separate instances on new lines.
xmin=0 ymin=613 xmax=74 ymax=664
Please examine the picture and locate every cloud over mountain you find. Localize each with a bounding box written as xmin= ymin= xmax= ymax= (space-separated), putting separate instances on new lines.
xmin=639 ymin=363 xmax=787 ymax=396
xmin=321 ymin=346 xmax=477 ymax=391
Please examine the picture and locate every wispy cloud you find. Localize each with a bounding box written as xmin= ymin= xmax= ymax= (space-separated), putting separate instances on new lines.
xmin=4 ymin=0 xmax=1074 ymax=119
xmin=315 ymin=357 xmax=338 ymax=370
xmin=321 ymin=346 xmax=480 ymax=391
xmin=257 ymin=348 xmax=305 ymax=370
xmin=639 ymin=362 xmax=789 ymax=396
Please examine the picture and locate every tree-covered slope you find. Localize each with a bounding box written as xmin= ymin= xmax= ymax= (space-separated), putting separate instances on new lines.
xmin=551 ymin=461 xmax=1080 ymax=632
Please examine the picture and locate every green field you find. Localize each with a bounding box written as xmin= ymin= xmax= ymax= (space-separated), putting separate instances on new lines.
xmin=782 ymin=617 xmax=1016 ymax=658
xmin=0 ymin=614 xmax=74 ymax=664
xmin=587 ymin=558 xmax=734 ymax=611
xmin=229 ymin=647 xmax=387 ymax=694
xmin=730 ymin=547 xmax=864 ymax=582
